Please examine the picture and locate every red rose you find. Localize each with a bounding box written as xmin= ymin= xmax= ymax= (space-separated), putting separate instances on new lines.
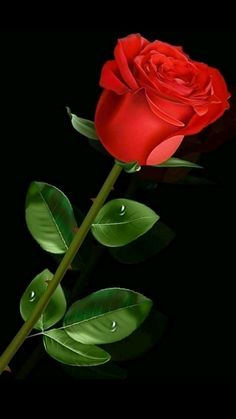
xmin=95 ymin=34 xmax=230 ymax=166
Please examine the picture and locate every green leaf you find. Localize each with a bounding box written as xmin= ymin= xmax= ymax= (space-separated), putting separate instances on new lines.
xmin=25 ymin=182 xmax=78 ymax=254
xmin=67 ymin=108 xmax=98 ymax=140
xmin=63 ymin=288 xmax=153 ymax=345
xmin=91 ymin=198 xmax=160 ymax=247
xmin=19 ymin=269 xmax=66 ymax=331
xmin=43 ymin=329 xmax=110 ymax=366
xmin=115 ymin=160 xmax=141 ymax=173
xmin=153 ymin=157 xmax=202 ymax=168
xmin=109 ymin=221 xmax=175 ymax=264
xmin=103 ymin=310 xmax=167 ymax=361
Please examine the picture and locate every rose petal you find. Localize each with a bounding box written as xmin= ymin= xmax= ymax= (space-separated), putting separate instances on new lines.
xmin=95 ymin=89 xmax=182 ymax=165
xmin=146 ymin=135 xmax=184 ymax=165
xmin=180 ymin=101 xmax=230 ymax=136
xmin=140 ymin=40 xmax=189 ymax=62
xmin=118 ymin=34 xmax=149 ymax=61
xmin=114 ymin=35 xmax=148 ymax=90
xmin=100 ymin=60 xmax=129 ymax=94
xmin=146 ymin=89 xmax=188 ymax=127
xmin=133 ymin=55 xmax=158 ymax=89
xmin=193 ymin=103 xmax=209 ymax=116
xmin=209 ymin=67 xmax=231 ymax=101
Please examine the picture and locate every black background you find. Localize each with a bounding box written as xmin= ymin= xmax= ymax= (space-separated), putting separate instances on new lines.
xmin=0 ymin=28 xmax=236 ymax=379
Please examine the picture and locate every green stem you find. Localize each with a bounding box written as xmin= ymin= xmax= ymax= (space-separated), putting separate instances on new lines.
xmin=0 ymin=163 xmax=122 ymax=373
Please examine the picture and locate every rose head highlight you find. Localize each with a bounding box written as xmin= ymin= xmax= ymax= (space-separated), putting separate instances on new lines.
xmin=95 ymin=34 xmax=230 ymax=166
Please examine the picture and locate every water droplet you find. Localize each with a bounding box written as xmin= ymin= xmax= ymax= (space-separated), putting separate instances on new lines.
xmin=110 ymin=321 xmax=118 ymax=332
xmin=29 ymin=291 xmax=36 ymax=302
xmin=135 ymin=165 xmax=141 ymax=172
xmin=119 ymin=205 xmax=126 ymax=216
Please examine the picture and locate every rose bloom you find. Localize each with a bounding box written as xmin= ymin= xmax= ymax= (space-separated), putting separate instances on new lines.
xmin=95 ymin=34 xmax=230 ymax=166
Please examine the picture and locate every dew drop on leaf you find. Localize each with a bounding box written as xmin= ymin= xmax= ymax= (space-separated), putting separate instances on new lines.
xmin=110 ymin=321 xmax=118 ymax=332
xmin=29 ymin=291 xmax=36 ymax=302
xmin=119 ymin=205 xmax=126 ymax=216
